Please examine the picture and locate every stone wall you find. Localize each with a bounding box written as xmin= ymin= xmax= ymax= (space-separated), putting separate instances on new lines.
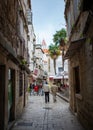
xmin=65 ymin=0 xmax=93 ymax=129
xmin=69 ymin=40 xmax=93 ymax=129
xmin=0 ymin=1 xmax=17 ymax=49
xmin=0 ymin=1 xmax=30 ymax=129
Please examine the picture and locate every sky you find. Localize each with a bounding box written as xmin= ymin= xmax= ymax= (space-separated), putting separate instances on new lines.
xmin=31 ymin=0 xmax=66 ymax=47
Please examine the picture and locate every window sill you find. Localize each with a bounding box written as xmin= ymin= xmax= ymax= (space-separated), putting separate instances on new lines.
xmin=75 ymin=94 xmax=82 ymax=100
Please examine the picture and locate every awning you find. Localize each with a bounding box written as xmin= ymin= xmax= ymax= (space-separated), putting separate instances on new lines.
xmin=49 ymin=76 xmax=54 ymax=80
xmin=64 ymin=37 xmax=86 ymax=59
xmin=49 ymin=75 xmax=68 ymax=80
xmin=53 ymin=75 xmax=68 ymax=79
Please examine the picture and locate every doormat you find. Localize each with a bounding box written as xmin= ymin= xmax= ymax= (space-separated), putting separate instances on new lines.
xmin=17 ymin=122 xmax=33 ymax=126
xmin=43 ymin=107 xmax=52 ymax=110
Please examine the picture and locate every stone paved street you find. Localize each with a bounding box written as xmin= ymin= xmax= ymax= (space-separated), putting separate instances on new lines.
xmin=11 ymin=94 xmax=85 ymax=130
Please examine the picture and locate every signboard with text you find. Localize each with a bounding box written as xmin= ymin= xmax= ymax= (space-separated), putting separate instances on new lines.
xmin=33 ymin=68 xmax=40 ymax=77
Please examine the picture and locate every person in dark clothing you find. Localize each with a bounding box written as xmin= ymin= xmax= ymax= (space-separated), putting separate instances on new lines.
xmin=29 ymin=83 xmax=35 ymax=95
xmin=43 ymin=82 xmax=50 ymax=103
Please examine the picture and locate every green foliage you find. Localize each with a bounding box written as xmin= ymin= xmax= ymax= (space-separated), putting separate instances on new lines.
xmin=21 ymin=59 xmax=27 ymax=65
xmin=28 ymin=86 xmax=31 ymax=92
xmin=86 ymin=38 xmax=91 ymax=44
xmin=53 ymin=28 xmax=67 ymax=45
xmin=48 ymin=43 xmax=60 ymax=59
xmin=48 ymin=43 xmax=60 ymax=75
xmin=48 ymin=28 xmax=67 ymax=75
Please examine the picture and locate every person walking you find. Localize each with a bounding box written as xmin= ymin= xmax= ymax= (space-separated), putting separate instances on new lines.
xmin=51 ymin=82 xmax=58 ymax=103
xmin=43 ymin=81 xmax=50 ymax=103
xmin=29 ymin=83 xmax=32 ymax=96
xmin=34 ymin=84 xmax=39 ymax=95
xmin=29 ymin=83 xmax=35 ymax=95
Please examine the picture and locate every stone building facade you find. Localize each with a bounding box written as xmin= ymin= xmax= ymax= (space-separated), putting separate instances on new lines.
xmin=33 ymin=44 xmax=45 ymax=81
xmin=0 ymin=0 xmax=32 ymax=130
xmin=64 ymin=0 xmax=93 ymax=129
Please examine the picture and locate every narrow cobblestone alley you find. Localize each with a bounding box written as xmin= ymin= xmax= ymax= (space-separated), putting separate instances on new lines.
xmin=11 ymin=95 xmax=85 ymax=130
